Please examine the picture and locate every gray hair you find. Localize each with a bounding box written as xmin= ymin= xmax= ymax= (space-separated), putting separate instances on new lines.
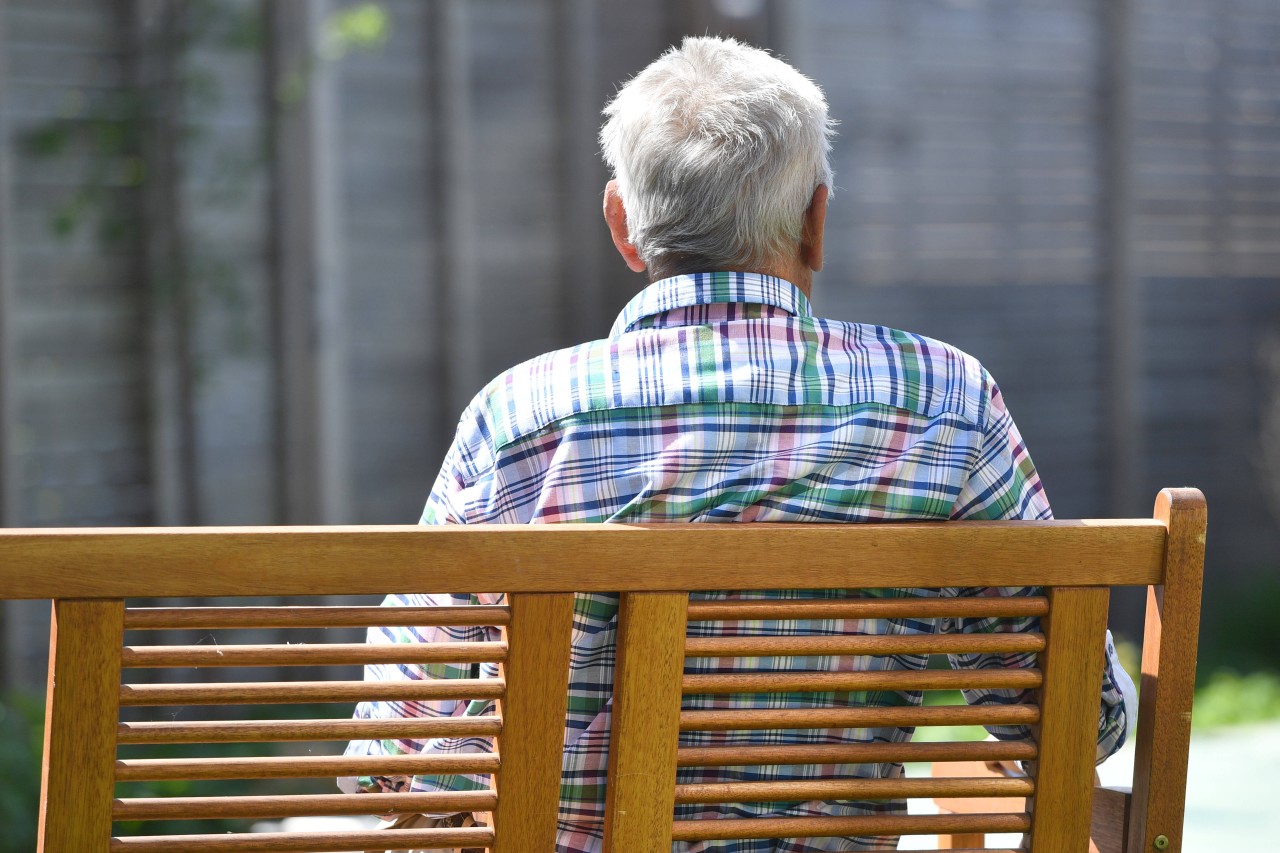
xmin=600 ymin=36 xmax=835 ymax=277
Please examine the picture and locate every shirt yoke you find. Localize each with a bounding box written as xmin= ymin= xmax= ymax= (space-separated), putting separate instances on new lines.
xmin=455 ymin=318 xmax=992 ymax=482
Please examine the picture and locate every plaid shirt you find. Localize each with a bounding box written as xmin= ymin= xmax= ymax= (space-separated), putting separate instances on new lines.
xmin=347 ymin=272 xmax=1131 ymax=852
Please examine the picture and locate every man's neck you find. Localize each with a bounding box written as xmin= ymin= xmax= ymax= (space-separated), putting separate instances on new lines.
xmin=757 ymin=258 xmax=813 ymax=299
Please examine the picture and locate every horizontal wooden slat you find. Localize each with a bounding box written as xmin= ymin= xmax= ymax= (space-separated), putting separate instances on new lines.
xmin=682 ymin=668 xmax=1041 ymax=695
xmin=676 ymin=739 xmax=1036 ymax=767
xmin=670 ymin=812 xmax=1031 ymax=841
xmin=116 ymin=750 xmax=501 ymax=781
xmin=121 ymin=641 xmax=507 ymax=668
xmin=109 ymin=827 xmax=494 ymax=852
xmin=686 ymin=596 xmax=1050 ymax=622
xmin=684 ymin=633 xmax=1044 ymax=657
xmin=0 ymin=520 xmax=1167 ymax=599
xmin=680 ymin=703 xmax=1039 ymax=731
xmin=117 ymin=716 xmax=500 ymax=745
xmin=123 ymin=605 xmax=511 ymax=629
xmin=673 ymin=775 xmax=1034 ymax=804
xmin=113 ymin=791 xmax=497 ymax=821
xmin=119 ymin=678 xmax=504 ymax=706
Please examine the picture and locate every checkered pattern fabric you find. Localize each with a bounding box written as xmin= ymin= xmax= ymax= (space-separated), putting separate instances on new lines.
xmin=345 ymin=272 xmax=1130 ymax=852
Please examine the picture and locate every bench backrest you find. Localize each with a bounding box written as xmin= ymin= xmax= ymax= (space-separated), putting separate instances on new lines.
xmin=0 ymin=488 xmax=1205 ymax=852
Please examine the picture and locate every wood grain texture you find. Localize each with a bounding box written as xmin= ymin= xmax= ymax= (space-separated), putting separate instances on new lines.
xmin=117 ymin=716 xmax=501 ymax=744
xmin=123 ymin=604 xmax=511 ymax=629
xmin=669 ymin=812 xmax=1031 ymax=841
xmin=602 ymin=593 xmax=687 ymax=853
xmin=680 ymin=703 xmax=1039 ymax=731
xmin=684 ymin=632 xmax=1044 ymax=657
xmin=108 ymin=826 xmax=493 ymax=851
xmin=15 ymin=499 xmax=1204 ymax=853
xmin=931 ymin=757 xmax=1028 ymax=814
xmin=120 ymin=641 xmax=508 ymax=667
xmin=676 ymin=740 xmax=1036 ymax=767
xmin=1090 ymin=785 xmax=1131 ymax=853
xmin=38 ymin=599 xmax=124 ymax=853
xmin=686 ymin=596 xmax=1049 ymax=621
xmin=1028 ymin=586 xmax=1111 ymax=853
xmin=112 ymin=791 xmax=497 ymax=820
xmin=1127 ymin=488 xmax=1206 ymax=853
xmin=0 ymin=520 xmax=1167 ymax=599
xmin=115 ymin=751 xmax=502 ymax=781
xmin=490 ymin=593 xmax=574 ymax=853
xmin=674 ymin=776 xmax=1033 ymax=804
xmin=682 ymin=668 xmax=1041 ymax=695
xmin=118 ymin=678 xmax=504 ymax=706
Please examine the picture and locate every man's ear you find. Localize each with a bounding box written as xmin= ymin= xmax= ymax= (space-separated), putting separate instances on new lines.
xmin=802 ymin=184 xmax=828 ymax=273
xmin=603 ymin=180 xmax=647 ymax=273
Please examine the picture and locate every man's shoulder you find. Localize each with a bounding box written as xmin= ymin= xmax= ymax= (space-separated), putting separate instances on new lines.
xmin=457 ymin=319 xmax=996 ymax=455
xmin=808 ymin=316 xmax=995 ymax=421
xmin=459 ymin=337 xmax=611 ymax=452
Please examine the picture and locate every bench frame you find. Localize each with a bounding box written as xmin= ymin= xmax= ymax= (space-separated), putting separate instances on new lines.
xmin=0 ymin=487 xmax=1205 ymax=852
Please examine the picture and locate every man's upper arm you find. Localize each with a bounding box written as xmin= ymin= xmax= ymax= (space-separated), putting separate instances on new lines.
xmin=947 ymin=372 xmax=1130 ymax=762
xmin=950 ymin=376 xmax=1050 ymax=524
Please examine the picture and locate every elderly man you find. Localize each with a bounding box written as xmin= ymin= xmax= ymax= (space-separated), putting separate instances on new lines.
xmin=345 ymin=36 xmax=1134 ymax=853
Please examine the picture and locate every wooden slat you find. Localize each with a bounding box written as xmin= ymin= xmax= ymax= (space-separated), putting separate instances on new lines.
xmin=0 ymin=520 xmax=1169 ymax=600
xmin=1127 ymin=488 xmax=1206 ymax=853
xmin=120 ymin=641 xmax=507 ymax=667
xmin=118 ymin=678 xmax=504 ymax=706
xmin=112 ymin=791 xmax=497 ymax=821
xmin=670 ymin=812 xmax=1032 ymax=841
xmin=687 ymin=596 xmax=1049 ymax=622
xmin=943 ymin=835 xmax=988 ymax=851
xmin=676 ymin=739 xmax=1036 ymax=767
xmin=108 ymin=827 xmax=494 ymax=852
xmin=682 ymin=668 xmax=1041 ymax=695
xmin=39 ymin=599 xmax=125 ymax=853
xmin=115 ymin=751 xmax=501 ymax=781
xmin=931 ymin=756 xmax=1029 ymax=816
xmin=680 ymin=703 xmax=1040 ymax=731
xmin=117 ymin=716 xmax=500 ymax=745
xmin=1092 ymin=785 xmax=1132 ymax=853
xmin=684 ymin=633 xmax=1044 ymax=657
xmin=123 ymin=604 xmax=511 ymax=629
xmin=1028 ymin=586 xmax=1111 ymax=853
xmin=602 ymin=593 xmax=687 ymax=853
xmin=674 ymin=776 xmax=1034 ymax=804
xmin=490 ymin=593 xmax=574 ymax=853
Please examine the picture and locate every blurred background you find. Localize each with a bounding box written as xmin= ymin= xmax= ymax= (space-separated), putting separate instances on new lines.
xmin=0 ymin=0 xmax=1277 ymax=833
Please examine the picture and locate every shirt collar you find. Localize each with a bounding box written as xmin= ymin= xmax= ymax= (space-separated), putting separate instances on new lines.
xmin=609 ymin=271 xmax=812 ymax=338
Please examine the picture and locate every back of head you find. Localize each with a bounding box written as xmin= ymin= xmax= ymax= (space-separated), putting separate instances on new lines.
xmin=600 ymin=36 xmax=834 ymax=278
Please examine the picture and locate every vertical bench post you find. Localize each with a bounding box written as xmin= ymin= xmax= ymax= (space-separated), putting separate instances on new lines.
xmin=38 ymin=598 xmax=124 ymax=853
xmin=1127 ymin=488 xmax=1206 ymax=853
xmin=1029 ymin=586 xmax=1110 ymax=853
xmin=603 ymin=592 xmax=688 ymax=853
xmin=491 ymin=592 xmax=574 ymax=853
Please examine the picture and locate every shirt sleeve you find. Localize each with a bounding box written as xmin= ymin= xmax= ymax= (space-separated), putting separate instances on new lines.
xmin=341 ymin=416 xmax=503 ymax=797
xmin=949 ymin=376 xmax=1132 ymax=765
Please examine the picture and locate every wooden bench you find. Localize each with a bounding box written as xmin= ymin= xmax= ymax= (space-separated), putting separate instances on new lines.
xmin=0 ymin=488 xmax=1205 ymax=852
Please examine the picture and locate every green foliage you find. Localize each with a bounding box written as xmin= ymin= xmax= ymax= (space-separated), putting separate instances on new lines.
xmin=915 ymin=689 xmax=987 ymax=743
xmin=278 ymin=2 xmax=392 ymax=105
xmin=323 ymin=3 xmax=391 ymax=58
xmin=1111 ymin=633 xmax=1141 ymax=683
xmin=1200 ymin=574 xmax=1280 ymax=678
xmin=0 ymin=693 xmax=42 ymax=853
xmin=1193 ymin=670 xmax=1280 ymax=730
xmin=19 ymin=89 xmax=147 ymax=246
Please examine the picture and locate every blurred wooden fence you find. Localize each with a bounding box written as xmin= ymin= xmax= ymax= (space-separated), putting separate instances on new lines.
xmin=0 ymin=0 xmax=1277 ymax=687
